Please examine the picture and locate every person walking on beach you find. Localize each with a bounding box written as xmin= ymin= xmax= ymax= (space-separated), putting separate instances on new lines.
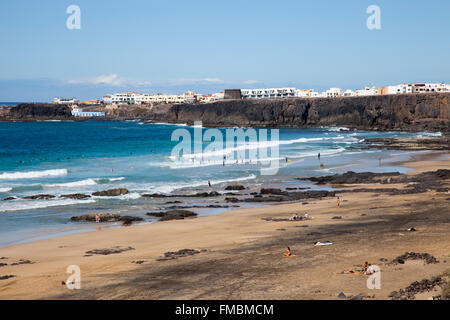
xmin=95 ymin=214 xmax=100 ymax=224
xmin=337 ymin=196 xmax=341 ymax=208
xmin=208 ymin=180 xmax=211 ymax=187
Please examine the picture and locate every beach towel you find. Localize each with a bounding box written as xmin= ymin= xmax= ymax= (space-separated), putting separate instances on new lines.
xmin=314 ymin=241 xmax=333 ymax=246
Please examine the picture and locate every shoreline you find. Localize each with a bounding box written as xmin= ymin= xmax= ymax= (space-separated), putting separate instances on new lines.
xmin=0 ymin=148 xmax=438 ymax=249
xmin=0 ymin=150 xmax=448 ymax=300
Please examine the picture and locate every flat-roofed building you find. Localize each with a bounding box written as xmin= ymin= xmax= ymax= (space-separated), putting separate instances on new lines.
xmin=54 ymin=97 xmax=79 ymax=104
xmin=241 ymin=88 xmax=295 ymax=99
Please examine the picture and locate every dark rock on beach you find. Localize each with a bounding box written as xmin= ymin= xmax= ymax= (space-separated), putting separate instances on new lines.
xmin=142 ymin=193 xmax=166 ymax=198
xmin=146 ymin=210 xmax=197 ymax=221
xmin=71 ymin=213 xmax=120 ymax=222
xmin=390 ymin=276 xmax=444 ymax=300
xmin=299 ymin=171 xmax=401 ymax=185
xmin=23 ymin=194 xmax=55 ymax=200
xmin=92 ymin=188 xmax=129 ymax=197
xmin=85 ymin=246 xmax=135 ymax=256
xmin=260 ymin=188 xmax=289 ymax=196
xmin=11 ymin=259 xmax=34 ymax=266
xmin=363 ymin=137 xmax=450 ymax=151
xmin=70 ymin=213 xmax=143 ymax=225
xmin=0 ymin=275 xmax=15 ymax=280
xmin=225 ymin=184 xmax=246 ymax=190
xmin=119 ymin=216 xmax=144 ymax=226
xmin=390 ymin=252 xmax=439 ymax=265
xmin=156 ymin=249 xmax=204 ymax=261
xmin=60 ymin=193 xmax=91 ymax=199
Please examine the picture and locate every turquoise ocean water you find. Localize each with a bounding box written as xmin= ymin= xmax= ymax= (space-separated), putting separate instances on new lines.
xmin=0 ymin=121 xmax=441 ymax=247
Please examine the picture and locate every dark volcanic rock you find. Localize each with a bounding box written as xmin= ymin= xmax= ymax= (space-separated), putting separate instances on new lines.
xmin=156 ymin=249 xmax=203 ymax=261
xmin=146 ymin=93 xmax=450 ymax=132
xmin=92 ymin=188 xmax=129 ymax=197
xmin=146 ymin=210 xmax=197 ymax=221
xmin=390 ymin=276 xmax=444 ymax=300
xmin=70 ymin=213 xmax=143 ymax=225
xmin=85 ymin=246 xmax=135 ymax=256
xmin=390 ymin=252 xmax=439 ymax=265
xmin=7 ymin=103 xmax=73 ymax=120
xmin=300 ymin=171 xmax=401 ymax=185
xmin=363 ymin=137 xmax=450 ymax=151
xmin=119 ymin=216 xmax=144 ymax=226
xmin=60 ymin=193 xmax=91 ymax=199
xmin=142 ymin=193 xmax=167 ymax=198
xmin=71 ymin=213 xmax=120 ymax=222
xmin=0 ymin=275 xmax=15 ymax=280
xmin=11 ymin=259 xmax=34 ymax=266
xmin=225 ymin=184 xmax=246 ymax=190
xmin=23 ymin=194 xmax=55 ymax=200
xmin=3 ymin=197 xmax=16 ymax=201
xmin=260 ymin=188 xmax=289 ymax=196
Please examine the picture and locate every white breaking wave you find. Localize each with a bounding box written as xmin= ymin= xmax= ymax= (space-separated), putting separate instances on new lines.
xmin=44 ymin=178 xmax=98 ymax=188
xmin=108 ymin=177 xmax=125 ymax=182
xmin=0 ymin=187 xmax=12 ymax=193
xmin=326 ymin=127 xmax=350 ymax=132
xmin=44 ymin=177 xmax=126 ymax=188
xmin=168 ymin=136 xmax=347 ymax=162
xmin=0 ymin=169 xmax=68 ymax=180
xmin=137 ymin=174 xmax=257 ymax=194
xmin=0 ymin=198 xmax=96 ymax=213
xmin=92 ymin=192 xmax=142 ymax=200
xmin=151 ymin=122 xmax=188 ymax=127
xmin=415 ymin=131 xmax=442 ymax=137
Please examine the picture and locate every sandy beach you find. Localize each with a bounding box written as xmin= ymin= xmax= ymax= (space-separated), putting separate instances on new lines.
xmin=0 ymin=152 xmax=449 ymax=300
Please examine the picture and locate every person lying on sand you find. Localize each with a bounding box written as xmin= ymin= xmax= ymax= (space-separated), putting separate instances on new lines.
xmin=291 ymin=213 xmax=311 ymax=221
xmin=283 ymin=247 xmax=296 ymax=257
xmin=362 ymin=261 xmax=369 ymax=272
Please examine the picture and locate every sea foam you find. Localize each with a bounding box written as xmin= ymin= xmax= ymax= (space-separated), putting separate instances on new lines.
xmin=0 ymin=169 xmax=68 ymax=180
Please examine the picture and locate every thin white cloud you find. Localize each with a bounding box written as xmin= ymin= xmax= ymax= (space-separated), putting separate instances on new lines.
xmin=242 ymin=80 xmax=259 ymax=85
xmin=67 ymin=74 xmax=152 ymax=87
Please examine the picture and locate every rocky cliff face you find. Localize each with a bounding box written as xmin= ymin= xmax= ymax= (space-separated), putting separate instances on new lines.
xmin=158 ymin=93 xmax=450 ymax=131
xmin=6 ymin=103 xmax=73 ymax=120
xmin=2 ymin=93 xmax=449 ymax=132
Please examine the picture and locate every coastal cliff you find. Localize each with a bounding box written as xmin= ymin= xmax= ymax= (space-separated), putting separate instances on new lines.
xmin=158 ymin=93 xmax=450 ymax=131
xmin=5 ymin=103 xmax=73 ymax=120
xmin=2 ymin=93 xmax=449 ymax=132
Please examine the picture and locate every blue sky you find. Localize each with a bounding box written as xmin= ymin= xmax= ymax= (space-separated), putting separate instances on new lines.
xmin=0 ymin=0 xmax=449 ymax=101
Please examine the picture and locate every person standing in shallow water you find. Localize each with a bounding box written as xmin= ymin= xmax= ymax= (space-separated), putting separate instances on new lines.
xmin=318 ymin=152 xmax=320 ymax=160
xmin=208 ymin=180 xmax=211 ymax=187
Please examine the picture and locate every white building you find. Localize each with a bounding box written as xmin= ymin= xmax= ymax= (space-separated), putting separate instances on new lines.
xmin=54 ymin=97 xmax=79 ymax=104
xmin=355 ymin=86 xmax=378 ymax=96
xmin=295 ymin=89 xmax=317 ymax=98
xmin=413 ymin=83 xmax=448 ymax=93
xmin=385 ymin=84 xmax=413 ymax=95
xmin=71 ymin=107 xmax=105 ymax=117
xmin=102 ymin=92 xmax=141 ymax=104
xmin=342 ymin=89 xmax=355 ymax=97
xmin=241 ymin=88 xmax=296 ymax=99
xmin=324 ymin=88 xmax=343 ymax=98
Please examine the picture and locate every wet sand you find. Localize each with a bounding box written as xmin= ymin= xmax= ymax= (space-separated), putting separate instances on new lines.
xmin=0 ymin=152 xmax=449 ymax=300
